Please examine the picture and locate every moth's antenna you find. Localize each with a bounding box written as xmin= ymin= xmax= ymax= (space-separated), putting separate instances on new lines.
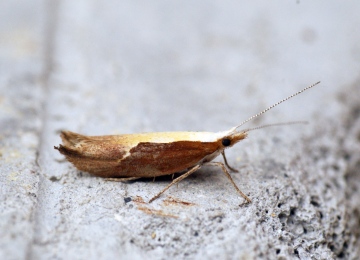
xmin=232 ymin=81 xmax=320 ymax=132
xmin=241 ymin=121 xmax=308 ymax=133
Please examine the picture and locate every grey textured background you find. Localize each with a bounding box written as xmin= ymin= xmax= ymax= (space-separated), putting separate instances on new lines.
xmin=1 ymin=1 xmax=360 ymax=259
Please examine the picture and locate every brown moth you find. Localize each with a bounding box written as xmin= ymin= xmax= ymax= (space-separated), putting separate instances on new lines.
xmin=55 ymin=82 xmax=320 ymax=203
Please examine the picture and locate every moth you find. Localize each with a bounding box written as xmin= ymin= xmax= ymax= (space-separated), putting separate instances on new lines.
xmin=55 ymin=82 xmax=320 ymax=203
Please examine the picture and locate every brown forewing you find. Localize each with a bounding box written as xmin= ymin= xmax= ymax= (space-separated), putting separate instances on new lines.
xmin=56 ymin=137 xmax=220 ymax=178
xmin=113 ymin=141 xmax=220 ymax=178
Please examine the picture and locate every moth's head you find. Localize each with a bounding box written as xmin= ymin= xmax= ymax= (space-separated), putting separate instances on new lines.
xmin=219 ymin=131 xmax=247 ymax=149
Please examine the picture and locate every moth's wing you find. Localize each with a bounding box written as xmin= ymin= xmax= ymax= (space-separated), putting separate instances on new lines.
xmin=60 ymin=131 xmax=92 ymax=147
xmin=116 ymin=141 xmax=220 ymax=176
xmin=55 ymin=131 xmax=222 ymax=178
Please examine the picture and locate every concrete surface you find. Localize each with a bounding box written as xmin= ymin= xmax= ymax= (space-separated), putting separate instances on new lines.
xmin=1 ymin=0 xmax=360 ymax=259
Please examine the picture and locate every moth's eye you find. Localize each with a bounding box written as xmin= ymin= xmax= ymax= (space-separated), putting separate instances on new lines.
xmin=222 ymin=138 xmax=231 ymax=147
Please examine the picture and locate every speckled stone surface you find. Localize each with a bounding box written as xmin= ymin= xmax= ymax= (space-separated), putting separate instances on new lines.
xmin=1 ymin=1 xmax=360 ymax=259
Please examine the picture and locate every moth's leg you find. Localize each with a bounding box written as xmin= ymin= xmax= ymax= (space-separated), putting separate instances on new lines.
xmin=105 ymin=177 xmax=140 ymax=182
xmin=221 ymin=151 xmax=239 ymax=173
xmin=206 ymin=161 xmax=251 ymax=203
xmin=149 ymin=165 xmax=201 ymax=203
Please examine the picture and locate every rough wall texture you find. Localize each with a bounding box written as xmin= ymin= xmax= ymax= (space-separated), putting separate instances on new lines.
xmin=1 ymin=1 xmax=359 ymax=259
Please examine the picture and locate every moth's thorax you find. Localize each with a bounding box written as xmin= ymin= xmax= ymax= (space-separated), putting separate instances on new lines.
xmin=202 ymin=150 xmax=222 ymax=163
